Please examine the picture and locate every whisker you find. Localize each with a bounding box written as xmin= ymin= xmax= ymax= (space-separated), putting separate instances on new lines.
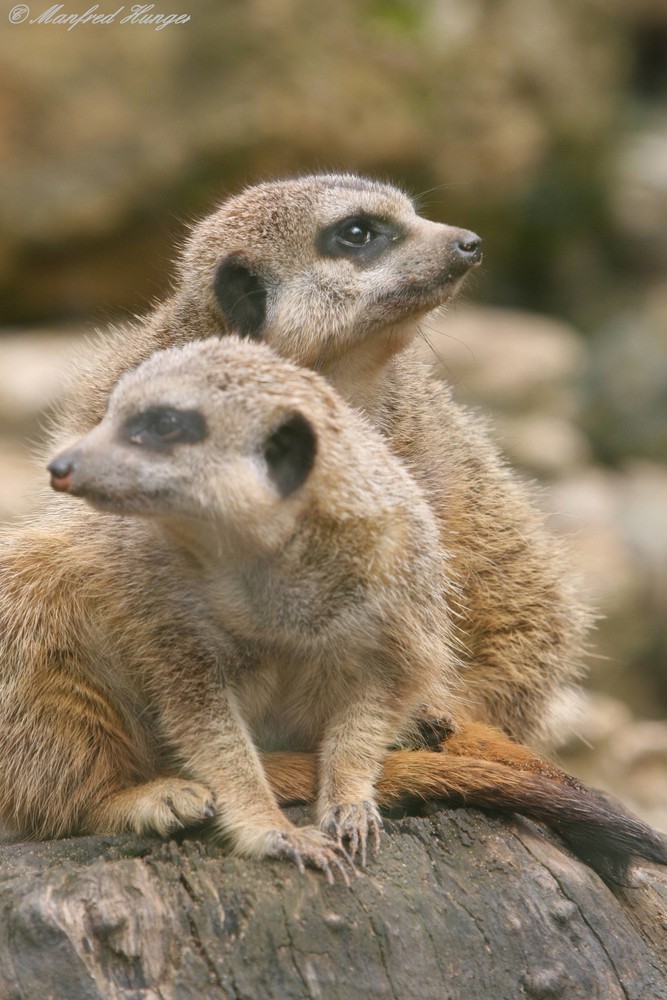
xmin=416 ymin=323 xmax=461 ymax=387
xmin=413 ymin=181 xmax=472 ymax=212
xmin=418 ymin=310 xmax=479 ymax=370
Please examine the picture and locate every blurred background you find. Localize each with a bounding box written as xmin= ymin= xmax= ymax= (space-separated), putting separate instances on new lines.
xmin=0 ymin=0 xmax=665 ymax=827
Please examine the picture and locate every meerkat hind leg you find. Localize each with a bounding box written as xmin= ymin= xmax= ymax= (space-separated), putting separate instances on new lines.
xmin=407 ymin=709 xmax=456 ymax=751
xmin=87 ymin=776 xmax=217 ymax=837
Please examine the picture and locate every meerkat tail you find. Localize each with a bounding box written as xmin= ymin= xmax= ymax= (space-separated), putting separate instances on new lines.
xmin=259 ymin=722 xmax=587 ymax=801
xmin=262 ymin=749 xmax=667 ymax=881
xmin=438 ymin=720 xmax=586 ymax=791
xmin=380 ymin=753 xmax=667 ymax=882
xmin=260 ymin=752 xmax=319 ymax=803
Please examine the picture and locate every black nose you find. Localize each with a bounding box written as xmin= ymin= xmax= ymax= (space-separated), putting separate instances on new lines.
xmin=47 ymin=457 xmax=72 ymax=478
xmin=47 ymin=454 xmax=76 ymax=492
xmin=454 ymin=230 xmax=482 ymax=264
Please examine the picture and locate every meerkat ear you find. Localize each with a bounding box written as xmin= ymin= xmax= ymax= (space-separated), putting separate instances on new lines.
xmin=213 ymin=255 xmax=267 ymax=339
xmin=263 ymin=413 xmax=317 ymax=497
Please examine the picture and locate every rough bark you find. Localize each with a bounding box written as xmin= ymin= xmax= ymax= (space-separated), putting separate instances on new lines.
xmin=0 ymin=807 xmax=665 ymax=1000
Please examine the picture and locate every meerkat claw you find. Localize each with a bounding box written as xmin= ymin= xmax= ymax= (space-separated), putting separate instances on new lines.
xmin=349 ymin=826 xmax=360 ymax=861
xmin=266 ymin=827 xmax=353 ymax=885
xmin=283 ymin=844 xmax=306 ymax=877
xmin=321 ymin=802 xmax=383 ymax=868
xmin=370 ymin=808 xmax=382 ymax=856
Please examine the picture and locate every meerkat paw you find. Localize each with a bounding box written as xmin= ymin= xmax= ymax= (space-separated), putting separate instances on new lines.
xmin=96 ymin=777 xmax=217 ymax=837
xmin=260 ymin=826 xmax=354 ymax=885
xmin=414 ymin=709 xmax=457 ymax=750
xmin=320 ymin=801 xmax=383 ymax=867
xmin=142 ymin=779 xmax=217 ymax=836
xmin=391 ymin=710 xmax=457 ymax=753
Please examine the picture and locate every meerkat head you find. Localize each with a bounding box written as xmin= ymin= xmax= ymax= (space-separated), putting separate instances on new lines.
xmin=177 ymin=174 xmax=481 ymax=370
xmin=47 ymin=337 xmax=337 ymax=555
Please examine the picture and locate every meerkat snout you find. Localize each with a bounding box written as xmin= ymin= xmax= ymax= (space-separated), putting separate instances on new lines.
xmin=48 ymin=438 xmax=115 ymax=505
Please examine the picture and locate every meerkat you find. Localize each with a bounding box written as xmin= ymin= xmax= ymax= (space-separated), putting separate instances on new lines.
xmin=51 ymin=173 xmax=588 ymax=748
xmin=9 ymin=335 xmax=462 ymax=874
xmin=1 ymin=336 xmax=659 ymax=883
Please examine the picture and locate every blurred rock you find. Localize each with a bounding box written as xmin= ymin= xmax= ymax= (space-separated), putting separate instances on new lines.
xmin=544 ymin=467 xmax=641 ymax=611
xmin=612 ymin=128 xmax=667 ymax=267
xmin=584 ymin=288 xmax=667 ymax=466
xmin=0 ymin=441 xmax=44 ymax=522
xmin=418 ymin=305 xmax=590 ymax=476
xmin=544 ymin=463 xmax=667 ymax=712
xmin=494 ymin=414 xmax=591 ymax=477
xmin=0 ymin=329 xmax=78 ymax=522
xmin=0 ymin=0 xmax=624 ymax=322
xmin=0 ymin=329 xmax=82 ymax=429
xmin=419 ymin=306 xmax=586 ymax=414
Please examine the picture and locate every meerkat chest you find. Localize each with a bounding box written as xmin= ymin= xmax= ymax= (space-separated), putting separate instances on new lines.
xmin=230 ymin=642 xmax=366 ymax=752
xmin=204 ymin=551 xmax=383 ymax=651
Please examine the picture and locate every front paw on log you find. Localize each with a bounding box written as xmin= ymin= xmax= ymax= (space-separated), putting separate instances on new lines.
xmin=320 ymin=801 xmax=383 ymax=867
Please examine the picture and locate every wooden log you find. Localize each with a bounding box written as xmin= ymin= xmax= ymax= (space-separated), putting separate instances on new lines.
xmin=0 ymin=807 xmax=665 ymax=1000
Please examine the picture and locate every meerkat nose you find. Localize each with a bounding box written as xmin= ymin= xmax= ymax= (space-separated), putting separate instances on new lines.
xmin=47 ymin=455 xmax=75 ymax=492
xmin=454 ymin=231 xmax=482 ymax=265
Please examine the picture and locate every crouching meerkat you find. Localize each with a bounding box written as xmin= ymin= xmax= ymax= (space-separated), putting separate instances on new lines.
xmin=1 ymin=336 xmax=660 ymax=881
xmin=11 ymin=335 xmax=462 ymax=874
xmin=52 ymin=173 xmax=588 ymax=747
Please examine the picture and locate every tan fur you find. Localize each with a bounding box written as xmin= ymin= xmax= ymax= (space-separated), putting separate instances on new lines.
xmin=4 ymin=336 xmax=666 ymax=881
xmin=3 ymin=337 xmax=462 ymax=871
xmin=260 ymin=719 xmax=587 ymax=809
xmin=52 ymin=174 xmax=589 ymax=746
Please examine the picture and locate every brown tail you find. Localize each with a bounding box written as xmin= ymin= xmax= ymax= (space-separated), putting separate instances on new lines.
xmin=436 ymin=720 xmax=586 ymax=789
xmin=261 ymin=723 xmax=667 ymax=883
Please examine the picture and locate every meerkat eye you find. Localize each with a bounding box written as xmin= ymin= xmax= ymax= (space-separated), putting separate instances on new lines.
xmin=150 ymin=412 xmax=185 ymax=441
xmin=338 ymin=220 xmax=374 ymax=246
xmin=317 ymin=214 xmax=403 ymax=263
xmin=122 ymin=407 xmax=208 ymax=451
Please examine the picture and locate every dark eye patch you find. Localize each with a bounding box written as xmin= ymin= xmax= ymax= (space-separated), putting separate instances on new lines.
xmin=264 ymin=413 xmax=317 ymax=497
xmin=316 ymin=214 xmax=404 ymax=264
xmin=213 ymin=255 xmax=267 ymax=339
xmin=121 ymin=407 xmax=208 ymax=451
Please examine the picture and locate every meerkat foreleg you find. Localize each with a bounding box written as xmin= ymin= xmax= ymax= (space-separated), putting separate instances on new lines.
xmin=316 ymin=686 xmax=411 ymax=866
xmin=150 ymin=673 xmax=352 ymax=882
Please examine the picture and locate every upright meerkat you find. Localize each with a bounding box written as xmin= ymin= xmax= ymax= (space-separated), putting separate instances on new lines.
xmin=1 ymin=336 xmax=658 ymax=881
xmin=53 ymin=174 xmax=586 ymax=745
